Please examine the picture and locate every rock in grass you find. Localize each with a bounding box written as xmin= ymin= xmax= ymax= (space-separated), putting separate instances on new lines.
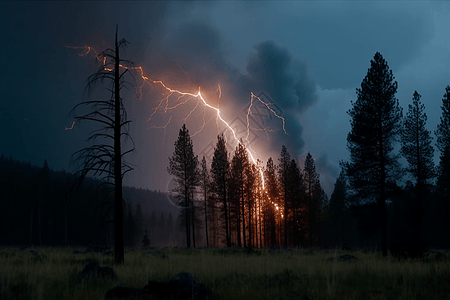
xmin=166 ymin=271 xmax=212 ymax=300
xmin=78 ymin=260 xmax=117 ymax=282
xmin=104 ymin=286 xmax=150 ymax=299
xmin=99 ymin=267 xmax=118 ymax=280
xmin=105 ymin=271 xmax=212 ymax=300
xmin=326 ymin=254 xmax=357 ymax=262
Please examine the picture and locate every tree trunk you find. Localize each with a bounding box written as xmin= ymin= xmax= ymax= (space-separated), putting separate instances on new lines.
xmin=30 ymin=209 xmax=33 ymax=246
xmin=191 ymin=194 xmax=196 ymax=248
xmin=114 ymin=25 xmax=125 ymax=264
xmin=204 ymin=188 xmax=209 ymax=247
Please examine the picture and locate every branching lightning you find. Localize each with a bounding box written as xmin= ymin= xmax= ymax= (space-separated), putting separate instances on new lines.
xmin=66 ymin=45 xmax=288 ymax=190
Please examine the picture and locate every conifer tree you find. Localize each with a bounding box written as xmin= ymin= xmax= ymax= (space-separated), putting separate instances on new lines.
xmin=435 ymin=87 xmax=450 ymax=199
xmin=287 ymin=158 xmax=305 ymax=247
xmin=211 ymin=134 xmax=231 ymax=247
xmin=401 ymin=91 xmax=435 ymax=252
xmin=142 ymin=228 xmax=150 ymax=248
xmin=264 ymin=157 xmax=279 ymax=247
xmin=435 ymin=86 xmax=450 ymax=244
xmin=278 ymin=145 xmax=291 ymax=248
xmin=199 ymin=156 xmax=210 ymax=247
xmin=167 ymin=124 xmax=199 ymax=248
xmin=304 ymin=152 xmax=321 ymax=247
xmin=343 ymin=52 xmax=403 ymax=256
xmin=230 ymin=143 xmax=248 ymax=247
xmin=401 ymin=91 xmax=435 ymax=190
xmin=329 ymin=169 xmax=347 ymax=248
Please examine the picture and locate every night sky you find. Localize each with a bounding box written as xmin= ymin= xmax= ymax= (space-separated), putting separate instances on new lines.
xmin=1 ymin=1 xmax=449 ymax=197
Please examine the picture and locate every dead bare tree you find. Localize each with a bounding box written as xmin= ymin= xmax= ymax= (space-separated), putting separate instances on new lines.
xmin=70 ymin=25 xmax=135 ymax=264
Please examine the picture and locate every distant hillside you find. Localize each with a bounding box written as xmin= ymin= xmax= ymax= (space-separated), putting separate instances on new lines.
xmin=123 ymin=186 xmax=180 ymax=219
xmin=0 ymin=155 xmax=181 ymax=246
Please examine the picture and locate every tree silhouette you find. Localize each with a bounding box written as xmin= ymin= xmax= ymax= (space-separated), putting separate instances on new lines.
xmin=288 ymin=158 xmax=307 ymax=247
xmin=304 ymin=152 xmax=322 ymax=247
xmin=329 ymin=169 xmax=347 ymax=248
xmin=167 ymin=124 xmax=199 ymax=248
xmin=435 ymin=86 xmax=450 ymax=245
xmin=142 ymin=228 xmax=150 ymax=248
xmin=211 ymin=134 xmax=231 ymax=247
xmin=401 ymin=90 xmax=435 ymax=253
xmin=343 ymin=52 xmax=403 ymax=256
xmin=278 ymin=145 xmax=290 ymax=248
xmin=199 ymin=156 xmax=211 ymax=247
xmin=264 ymin=157 xmax=279 ymax=247
xmin=70 ymin=26 xmax=134 ymax=264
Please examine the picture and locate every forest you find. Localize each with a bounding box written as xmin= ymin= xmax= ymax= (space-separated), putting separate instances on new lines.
xmin=0 ymin=155 xmax=180 ymax=248
xmin=1 ymin=51 xmax=450 ymax=260
xmin=166 ymin=52 xmax=450 ymax=258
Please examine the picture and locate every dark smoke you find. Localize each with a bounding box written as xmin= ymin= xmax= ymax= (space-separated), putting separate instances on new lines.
xmin=237 ymin=41 xmax=318 ymax=154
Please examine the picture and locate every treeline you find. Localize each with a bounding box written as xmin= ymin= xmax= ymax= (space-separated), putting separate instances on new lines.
xmin=123 ymin=203 xmax=176 ymax=247
xmin=0 ymin=156 xmax=179 ymax=247
xmin=327 ymin=52 xmax=450 ymax=255
xmin=168 ymin=126 xmax=328 ymax=248
xmin=169 ymin=52 xmax=450 ymax=253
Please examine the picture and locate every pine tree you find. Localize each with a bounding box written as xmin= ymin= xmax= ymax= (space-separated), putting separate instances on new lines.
xmin=402 ymin=91 xmax=435 ymax=189
xmin=435 ymin=86 xmax=450 ymax=245
xmin=435 ymin=86 xmax=450 ymax=199
xmin=401 ymin=90 xmax=435 ymax=253
xmin=142 ymin=228 xmax=150 ymax=248
xmin=168 ymin=124 xmax=200 ymax=248
xmin=265 ymin=157 xmax=279 ymax=247
xmin=329 ymin=169 xmax=347 ymax=248
xmin=199 ymin=156 xmax=211 ymax=247
xmin=304 ymin=152 xmax=321 ymax=247
xmin=286 ymin=158 xmax=305 ymax=247
xmin=278 ymin=145 xmax=290 ymax=248
xmin=245 ymin=163 xmax=257 ymax=247
xmin=230 ymin=142 xmax=248 ymax=247
xmin=343 ymin=52 xmax=403 ymax=256
xmin=211 ymin=134 xmax=231 ymax=247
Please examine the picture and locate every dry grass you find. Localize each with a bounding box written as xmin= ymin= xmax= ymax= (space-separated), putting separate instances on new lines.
xmin=0 ymin=246 xmax=449 ymax=299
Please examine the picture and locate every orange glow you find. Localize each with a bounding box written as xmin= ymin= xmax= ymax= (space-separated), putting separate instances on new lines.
xmin=66 ymin=44 xmax=289 ymax=190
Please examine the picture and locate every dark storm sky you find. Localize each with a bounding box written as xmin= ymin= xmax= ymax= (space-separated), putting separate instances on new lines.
xmin=1 ymin=1 xmax=449 ymax=197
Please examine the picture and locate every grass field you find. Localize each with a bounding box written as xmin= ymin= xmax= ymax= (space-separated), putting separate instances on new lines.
xmin=0 ymin=246 xmax=449 ymax=300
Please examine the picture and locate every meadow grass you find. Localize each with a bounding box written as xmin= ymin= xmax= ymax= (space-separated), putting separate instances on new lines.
xmin=0 ymin=246 xmax=449 ymax=300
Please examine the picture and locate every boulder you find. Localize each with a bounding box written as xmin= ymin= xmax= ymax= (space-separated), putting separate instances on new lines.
xmin=78 ymin=260 xmax=117 ymax=282
xmin=326 ymin=254 xmax=357 ymax=262
xmin=164 ymin=271 xmax=212 ymax=300
xmin=99 ymin=267 xmax=118 ymax=280
xmin=104 ymin=286 xmax=150 ymax=299
xmin=105 ymin=271 xmax=212 ymax=300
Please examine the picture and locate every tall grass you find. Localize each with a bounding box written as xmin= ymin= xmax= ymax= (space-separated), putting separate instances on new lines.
xmin=0 ymin=247 xmax=449 ymax=300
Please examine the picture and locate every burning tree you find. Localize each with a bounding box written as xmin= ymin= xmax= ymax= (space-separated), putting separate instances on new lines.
xmin=70 ymin=26 xmax=135 ymax=264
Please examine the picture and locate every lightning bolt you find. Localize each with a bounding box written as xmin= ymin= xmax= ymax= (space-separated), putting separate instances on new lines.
xmin=66 ymin=45 xmax=289 ymax=190
xmin=65 ymin=121 xmax=75 ymax=130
